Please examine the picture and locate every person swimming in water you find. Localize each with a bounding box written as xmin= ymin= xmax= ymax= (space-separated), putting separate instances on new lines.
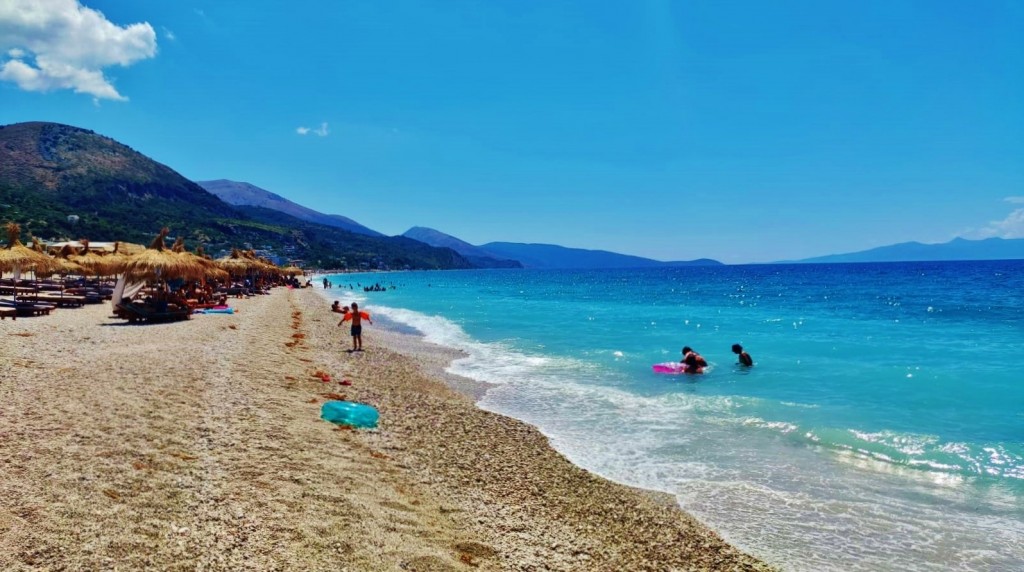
xmin=681 ymin=346 xmax=708 ymax=374
xmin=732 ymin=344 xmax=753 ymax=366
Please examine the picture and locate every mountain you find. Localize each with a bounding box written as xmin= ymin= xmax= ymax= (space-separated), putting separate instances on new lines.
xmin=0 ymin=120 xmax=722 ymax=271
xmin=460 ymin=241 xmax=716 ymax=268
xmin=795 ymin=237 xmax=1024 ymax=263
xmin=479 ymin=242 xmax=722 ymax=269
xmin=233 ymin=206 xmax=472 ymax=270
xmin=402 ymin=227 xmax=522 ymax=268
xmin=402 ymin=227 xmax=720 ymax=269
xmin=0 ymin=121 xmax=238 ymax=242
xmin=198 ymin=179 xmax=383 ymax=237
xmin=0 ymin=121 xmax=472 ymax=270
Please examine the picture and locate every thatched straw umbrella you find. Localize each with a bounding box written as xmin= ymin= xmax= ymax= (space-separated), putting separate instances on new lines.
xmin=36 ymin=243 xmax=87 ymax=301
xmin=216 ymin=248 xmax=264 ymax=276
xmin=35 ymin=241 xmax=85 ymax=278
xmin=172 ymin=237 xmax=227 ymax=281
xmin=27 ymin=235 xmax=59 ymax=274
xmin=70 ymin=239 xmax=115 ymax=276
xmin=109 ymin=241 xmax=146 ymax=256
xmin=247 ymin=250 xmax=282 ymax=279
xmin=120 ymin=228 xmax=208 ymax=282
xmin=192 ymin=245 xmax=227 ymax=280
xmin=280 ymin=265 xmax=304 ymax=276
xmin=51 ymin=244 xmax=87 ymax=276
xmin=95 ymin=242 xmax=134 ymax=277
xmin=216 ymin=248 xmax=276 ymax=294
xmin=0 ymin=223 xmax=56 ymax=303
xmin=240 ymin=249 xmax=277 ymax=273
xmin=20 ymin=237 xmax=62 ymax=288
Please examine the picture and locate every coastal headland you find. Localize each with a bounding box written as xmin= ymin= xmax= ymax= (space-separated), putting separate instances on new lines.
xmin=0 ymin=287 xmax=772 ymax=571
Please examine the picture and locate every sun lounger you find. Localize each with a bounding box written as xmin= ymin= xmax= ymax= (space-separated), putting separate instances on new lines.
xmin=115 ymin=303 xmax=191 ymax=323
xmin=67 ymin=287 xmax=113 ymax=300
xmin=0 ymin=300 xmax=56 ymax=317
xmin=64 ymin=289 xmax=107 ymax=303
xmin=0 ymin=285 xmax=39 ymax=296
xmin=34 ymin=294 xmax=87 ymax=308
xmin=0 ymin=308 xmax=16 ymax=320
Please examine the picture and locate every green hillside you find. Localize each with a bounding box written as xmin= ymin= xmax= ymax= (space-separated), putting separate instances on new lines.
xmin=0 ymin=121 xmax=470 ymax=269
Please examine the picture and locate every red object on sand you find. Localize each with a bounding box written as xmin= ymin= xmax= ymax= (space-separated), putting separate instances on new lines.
xmin=340 ymin=379 xmax=352 ymax=386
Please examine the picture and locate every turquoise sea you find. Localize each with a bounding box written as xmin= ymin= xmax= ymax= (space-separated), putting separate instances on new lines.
xmin=321 ymin=261 xmax=1024 ymax=571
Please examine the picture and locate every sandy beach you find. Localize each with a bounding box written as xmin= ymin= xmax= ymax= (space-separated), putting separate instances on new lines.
xmin=1 ymin=287 xmax=773 ymax=571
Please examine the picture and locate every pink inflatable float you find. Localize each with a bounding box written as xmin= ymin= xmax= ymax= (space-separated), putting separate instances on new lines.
xmin=652 ymin=362 xmax=703 ymax=375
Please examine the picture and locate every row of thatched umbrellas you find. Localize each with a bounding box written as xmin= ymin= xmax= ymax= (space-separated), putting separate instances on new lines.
xmin=0 ymin=223 xmax=304 ymax=288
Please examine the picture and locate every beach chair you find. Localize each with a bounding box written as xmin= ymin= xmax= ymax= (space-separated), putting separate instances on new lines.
xmin=115 ymin=303 xmax=191 ymax=324
xmin=35 ymin=294 xmax=87 ymax=308
xmin=0 ymin=300 xmax=56 ymax=317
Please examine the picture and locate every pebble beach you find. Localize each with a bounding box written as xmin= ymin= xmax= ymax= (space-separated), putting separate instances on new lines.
xmin=0 ymin=287 xmax=772 ymax=571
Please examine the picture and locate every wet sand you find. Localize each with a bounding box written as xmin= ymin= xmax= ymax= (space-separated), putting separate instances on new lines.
xmin=0 ymin=287 xmax=774 ymax=571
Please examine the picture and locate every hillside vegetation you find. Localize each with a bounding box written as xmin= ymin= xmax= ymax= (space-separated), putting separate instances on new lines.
xmin=0 ymin=122 xmax=470 ymax=269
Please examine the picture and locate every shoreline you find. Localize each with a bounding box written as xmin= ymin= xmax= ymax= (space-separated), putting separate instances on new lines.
xmin=1 ymin=287 xmax=773 ymax=570
xmin=285 ymin=287 xmax=774 ymax=569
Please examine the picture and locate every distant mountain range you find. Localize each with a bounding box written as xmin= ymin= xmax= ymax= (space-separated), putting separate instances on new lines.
xmin=7 ymin=122 xmax=1017 ymax=271
xmin=3 ymin=121 xmax=722 ymax=271
xmin=793 ymin=237 xmax=1024 ymax=264
xmin=402 ymin=227 xmax=522 ymax=268
xmin=198 ymin=179 xmax=383 ymax=237
xmin=480 ymin=242 xmax=722 ymax=269
xmin=190 ymin=182 xmax=1024 ymax=267
xmin=196 ymin=186 xmax=724 ymax=269
xmin=403 ymin=227 xmax=722 ymax=269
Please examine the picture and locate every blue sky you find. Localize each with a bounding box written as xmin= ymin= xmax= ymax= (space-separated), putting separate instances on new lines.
xmin=1 ymin=1 xmax=1021 ymax=263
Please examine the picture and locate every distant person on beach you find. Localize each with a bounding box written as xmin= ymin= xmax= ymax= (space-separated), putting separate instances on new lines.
xmin=681 ymin=346 xmax=707 ymax=374
xmin=732 ymin=344 xmax=753 ymax=367
xmin=330 ymin=301 xmax=343 ymax=313
xmin=339 ymin=302 xmax=372 ymax=351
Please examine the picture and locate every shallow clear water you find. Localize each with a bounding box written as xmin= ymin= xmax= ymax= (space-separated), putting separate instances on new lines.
xmin=322 ymin=262 xmax=1024 ymax=571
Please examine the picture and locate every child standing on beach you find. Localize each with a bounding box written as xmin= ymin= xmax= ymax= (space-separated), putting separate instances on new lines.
xmin=339 ymin=302 xmax=372 ymax=351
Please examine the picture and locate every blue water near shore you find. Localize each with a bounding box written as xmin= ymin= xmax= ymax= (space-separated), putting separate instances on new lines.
xmin=321 ymin=261 xmax=1024 ymax=571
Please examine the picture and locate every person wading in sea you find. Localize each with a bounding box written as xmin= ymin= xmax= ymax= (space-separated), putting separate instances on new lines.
xmin=681 ymin=346 xmax=708 ymax=374
xmin=732 ymin=344 xmax=754 ymax=367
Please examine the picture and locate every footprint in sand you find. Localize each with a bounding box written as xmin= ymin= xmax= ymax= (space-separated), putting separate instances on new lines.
xmin=401 ymin=555 xmax=459 ymax=572
xmin=453 ymin=541 xmax=498 ymax=560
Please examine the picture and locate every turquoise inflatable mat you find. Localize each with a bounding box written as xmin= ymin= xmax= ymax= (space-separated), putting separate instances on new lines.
xmin=321 ymin=401 xmax=379 ymax=428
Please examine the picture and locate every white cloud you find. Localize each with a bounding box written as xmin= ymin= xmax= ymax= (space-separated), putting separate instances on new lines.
xmin=1004 ymin=196 xmax=1024 ymax=204
xmin=0 ymin=0 xmax=157 ymax=101
xmin=162 ymin=27 xmax=176 ymax=41
xmin=296 ymin=122 xmax=329 ymax=137
xmin=973 ymin=208 xmax=1024 ymax=239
